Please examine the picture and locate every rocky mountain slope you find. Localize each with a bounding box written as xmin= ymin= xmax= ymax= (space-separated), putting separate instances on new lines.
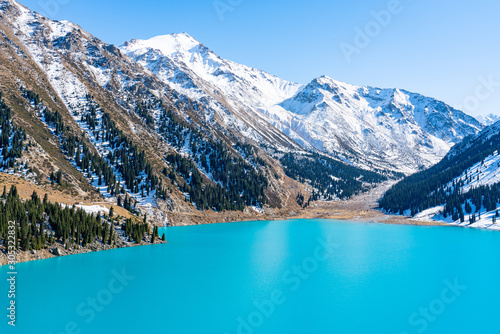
xmin=121 ymin=33 xmax=306 ymax=152
xmin=0 ymin=0 xmax=310 ymax=226
xmin=0 ymin=0 xmax=487 ymax=230
xmin=274 ymin=76 xmax=482 ymax=173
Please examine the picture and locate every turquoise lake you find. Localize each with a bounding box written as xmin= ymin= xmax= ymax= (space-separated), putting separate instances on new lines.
xmin=2 ymin=219 xmax=500 ymax=334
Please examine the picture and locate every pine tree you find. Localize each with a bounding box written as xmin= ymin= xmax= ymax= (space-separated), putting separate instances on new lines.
xmin=9 ymin=185 xmax=18 ymax=199
xmin=108 ymin=224 xmax=113 ymax=245
xmin=102 ymin=223 xmax=108 ymax=244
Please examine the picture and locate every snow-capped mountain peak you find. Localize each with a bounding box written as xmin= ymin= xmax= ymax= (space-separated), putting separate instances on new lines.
xmin=121 ymin=33 xmax=301 ymax=104
xmin=120 ymin=33 xmax=305 ymax=150
xmin=122 ymin=33 xmax=202 ymax=59
xmin=476 ymin=113 xmax=500 ymax=126
xmin=273 ymin=75 xmax=483 ymax=173
xmin=311 ymin=75 xmax=358 ymax=91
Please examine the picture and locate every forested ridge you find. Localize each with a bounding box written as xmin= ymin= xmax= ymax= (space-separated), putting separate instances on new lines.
xmin=139 ymin=98 xmax=269 ymax=211
xmin=280 ymin=152 xmax=395 ymax=200
xmin=380 ymin=128 xmax=500 ymax=218
xmin=23 ymin=87 xmax=271 ymax=213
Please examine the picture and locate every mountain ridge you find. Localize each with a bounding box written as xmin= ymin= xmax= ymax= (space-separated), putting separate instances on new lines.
xmin=476 ymin=113 xmax=500 ymax=126
xmin=121 ymin=33 xmax=483 ymax=174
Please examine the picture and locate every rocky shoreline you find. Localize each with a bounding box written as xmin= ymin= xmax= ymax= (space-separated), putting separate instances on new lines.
xmin=0 ymin=237 xmax=167 ymax=266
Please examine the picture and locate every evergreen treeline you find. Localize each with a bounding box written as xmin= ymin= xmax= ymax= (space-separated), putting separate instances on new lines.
xmin=0 ymin=93 xmax=26 ymax=170
xmin=441 ymin=184 xmax=500 ymax=222
xmin=21 ymin=87 xmax=40 ymax=106
xmin=280 ymin=153 xmax=391 ymax=200
xmin=22 ymin=87 xmax=272 ymax=213
xmin=0 ymin=186 xmax=117 ymax=250
xmin=164 ymin=152 xmax=266 ymax=211
xmin=78 ymin=97 xmax=169 ymax=202
xmin=135 ymin=101 xmax=155 ymax=127
xmin=0 ymin=185 xmax=151 ymax=250
xmin=379 ymin=130 xmax=500 ymax=215
xmin=121 ymin=218 xmax=148 ymax=243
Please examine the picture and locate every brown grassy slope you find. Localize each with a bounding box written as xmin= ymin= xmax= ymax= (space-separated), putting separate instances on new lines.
xmin=0 ymin=172 xmax=133 ymax=218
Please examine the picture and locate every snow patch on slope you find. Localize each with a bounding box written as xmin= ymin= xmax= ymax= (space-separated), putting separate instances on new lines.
xmin=446 ymin=150 xmax=500 ymax=194
xmin=476 ymin=113 xmax=500 ymax=126
xmin=410 ymin=150 xmax=500 ymax=230
xmin=413 ymin=205 xmax=500 ymax=231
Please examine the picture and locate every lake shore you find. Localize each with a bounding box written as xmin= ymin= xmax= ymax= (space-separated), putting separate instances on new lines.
xmin=0 ymin=238 xmax=168 ymax=266
xmin=0 ymin=181 xmax=443 ymax=266
xmin=282 ymin=181 xmax=447 ymax=227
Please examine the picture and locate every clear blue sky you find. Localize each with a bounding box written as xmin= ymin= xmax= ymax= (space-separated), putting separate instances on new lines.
xmin=17 ymin=0 xmax=500 ymax=117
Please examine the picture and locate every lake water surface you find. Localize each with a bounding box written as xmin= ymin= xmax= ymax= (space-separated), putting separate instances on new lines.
xmin=1 ymin=219 xmax=499 ymax=334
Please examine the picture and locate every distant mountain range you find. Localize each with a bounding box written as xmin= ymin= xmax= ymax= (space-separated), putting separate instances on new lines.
xmin=121 ymin=33 xmax=483 ymax=174
xmin=476 ymin=113 xmax=500 ymax=126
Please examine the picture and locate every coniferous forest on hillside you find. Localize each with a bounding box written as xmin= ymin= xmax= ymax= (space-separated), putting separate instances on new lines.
xmin=380 ymin=130 xmax=500 ymax=220
xmin=0 ymin=185 xmax=155 ymax=252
